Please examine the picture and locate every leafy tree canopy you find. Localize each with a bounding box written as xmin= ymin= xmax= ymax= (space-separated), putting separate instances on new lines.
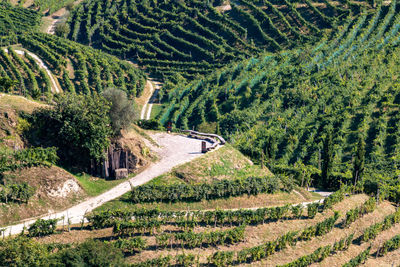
xmin=102 ymin=88 xmax=136 ymax=137
xmin=27 ymin=93 xmax=111 ymax=170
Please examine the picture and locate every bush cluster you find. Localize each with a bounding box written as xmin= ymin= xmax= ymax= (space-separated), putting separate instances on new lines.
xmin=129 ymin=176 xmax=281 ymax=203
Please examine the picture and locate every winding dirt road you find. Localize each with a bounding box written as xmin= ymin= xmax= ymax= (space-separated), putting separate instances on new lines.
xmin=2 ymin=132 xmax=209 ymax=236
xmin=4 ymin=48 xmax=61 ymax=94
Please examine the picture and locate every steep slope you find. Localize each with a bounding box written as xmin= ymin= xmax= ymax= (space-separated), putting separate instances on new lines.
xmin=0 ymin=34 xmax=146 ymax=99
xmin=0 ymin=94 xmax=85 ymax=226
xmin=157 ymin=1 xmax=400 ymax=183
xmin=65 ymin=0 xmax=371 ymax=79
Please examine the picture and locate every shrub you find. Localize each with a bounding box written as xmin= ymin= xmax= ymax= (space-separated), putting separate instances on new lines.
xmin=28 ymin=218 xmax=59 ymax=237
xmin=129 ymin=175 xmax=281 ymax=203
xmin=136 ymin=119 xmax=163 ymax=130
xmin=52 ymin=239 xmax=124 ymax=266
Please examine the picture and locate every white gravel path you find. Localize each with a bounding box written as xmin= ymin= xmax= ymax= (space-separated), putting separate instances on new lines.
xmin=2 ymin=132 xmax=210 ymax=236
xmin=140 ymin=80 xmax=154 ymax=120
xmin=4 ymin=48 xmax=61 ymax=94
xmin=15 ymin=50 xmax=61 ymax=94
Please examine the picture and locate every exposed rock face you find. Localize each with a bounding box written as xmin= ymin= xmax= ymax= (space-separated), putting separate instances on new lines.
xmin=48 ymin=179 xmax=81 ymax=198
xmin=91 ymin=130 xmax=151 ymax=179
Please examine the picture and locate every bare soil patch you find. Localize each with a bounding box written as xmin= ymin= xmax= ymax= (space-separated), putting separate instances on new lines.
xmin=1 ymin=166 xmax=86 ymax=226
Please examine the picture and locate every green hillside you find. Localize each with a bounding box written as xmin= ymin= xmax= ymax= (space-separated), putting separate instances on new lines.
xmin=3 ymin=0 xmax=400 ymax=266
xmin=65 ymin=0 xmax=371 ymax=79
xmin=0 ymin=34 xmax=146 ymax=99
xmin=0 ymin=2 xmax=41 ymax=43
xmin=157 ymin=0 xmax=400 ymax=187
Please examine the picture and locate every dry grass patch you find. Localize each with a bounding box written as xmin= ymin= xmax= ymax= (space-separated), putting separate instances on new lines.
xmin=257 ymin=200 xmax=395 ymax=267
xmin=37 ymin=227 xmax=113 ymax=245
xmin=0 ymin=93 xmax=46 ymax=113
xmin=135 ymin=80 xmax=153 ymax=112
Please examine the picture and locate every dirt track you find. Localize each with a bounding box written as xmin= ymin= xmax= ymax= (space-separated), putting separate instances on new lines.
xmin=2 ymin=132 xmax=210 ymax=236
xmin=140 ymin=80 xmax=154 ymax=120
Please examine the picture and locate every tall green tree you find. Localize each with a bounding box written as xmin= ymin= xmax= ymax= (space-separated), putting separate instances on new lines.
xmin=353 ymin=137 xmax=366 ymax=185
xmin=27 ymin=93 xmax=111 ymax=169
xmin=321 ymin=130 xmax=334 ymax=188
xmin=102 ymin=88 xmax=136 ymax=136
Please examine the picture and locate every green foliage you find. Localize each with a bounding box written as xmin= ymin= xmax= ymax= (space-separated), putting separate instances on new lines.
xmin=32 ymin=0 xmax=76 ymax=14
xmin=0 ymin=2 xmax=41 ymax=37
xmin=112 ymin=219 xmax=162 ymax=236
xmin=307 ymin=202 xmax=319 ymax=218
xmin=0 ymin=147 xmax=58 ymax=174
xmin=51 ymin=239 xmax=124 ymax=266
xmin=88 ymin=186 xmax=349 ymax=230
xmin=102 ymin=88 xmax=136 ymax=136
xmin=0 ymin=236 xmax=50 ymax=267
xmin=157 ymin=8 xmax=400 ymax=191
xmin=0 ymin=182 xmax=35 ymax=204
xmin=1 ymin=33 xmax=146 ymax=99
xmin=361 ymin=209 xmax=400 ymax=242
xmin=154 ymin=225 xmax=246 ymax=249
xmin=0 ymin=237 xmax=124 ymax=266
xmin=233 ymin=213 xmax=339 ymax=264
xmin=321 ymin=185 xmax=351 ymax=211
xmin=322 ymin=130 xmax=334 ymax=188
xmin=129 ymin=255 xmax=171 ymax=267
xmin=343 ymin=197 xmax=376 ymax=227
xmin=353 ymin=138 xmax=366 ymax=185
xmin=298 ymin=211 xmax=340 ymax=241
xmin=27 ymin=93 xmax=111 ymax=169
xmin=136 ymin=119 xmax=163 ymax=130
xmin=65 ymin=0 xmax=357 ymax=79
xmin=279 ymin=234 xmax=354 ymax=267
xmin=342 ymin=246 xmax=371 ymax=267
xmin=0 ymin=77 xmax=18 ymax=93
xmin=54 ymin=23 xmax=70 ymax=38
xmin=208 ymin=251 xmax=234 ymax=267
xmin=175 ymin=253 xmax=196 ymax=267
xmin=377 ymin=234 xmax=400 ymax=256
xmin=129 ymin=175 xmax=281 ymax=203
xmin=108 ymin=237 xmax=147 ymax=253
xmin=27 ymin=218 xmax=59 ymax=237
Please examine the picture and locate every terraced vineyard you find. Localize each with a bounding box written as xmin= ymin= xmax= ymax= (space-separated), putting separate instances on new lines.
xmin=3 ymin=0 xmax=400 ymax=266
xmin=65 ymin=0 xmax=368 ymax=79
xmin=23 ymin=186 xmax=400 ymax=266
xmin=0 ymin=33 xmax=146 ymax=98
xmin=157 ymin=0 xmax=400 ymax=188
xmin=0 ymin=2 xmax=41 ymax=45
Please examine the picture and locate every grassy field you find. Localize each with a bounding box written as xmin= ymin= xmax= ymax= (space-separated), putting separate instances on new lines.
xmin=0 ymin=93 xmax=46 ymax=113
xmin=73 ymin=173 xmax=129 ymax=197
xmin=153 ymin=144 xmax=272 ymax=185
